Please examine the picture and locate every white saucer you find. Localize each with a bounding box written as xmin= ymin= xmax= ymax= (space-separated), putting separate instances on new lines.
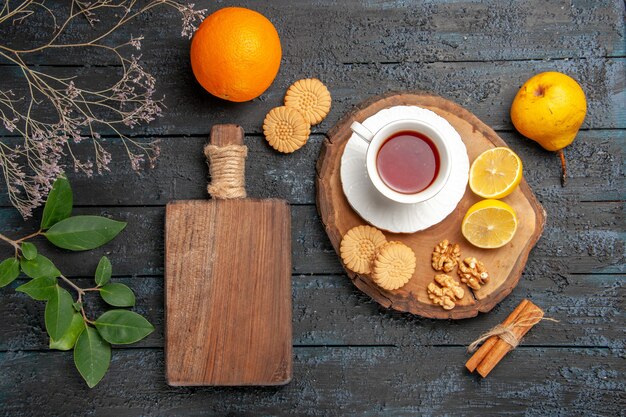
xmin=340 ymin=105 xmax=469 ymax=233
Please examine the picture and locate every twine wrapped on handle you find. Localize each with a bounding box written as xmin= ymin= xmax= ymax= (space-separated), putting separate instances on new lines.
xmin=204 ymin=144 xmax=248 ymax=199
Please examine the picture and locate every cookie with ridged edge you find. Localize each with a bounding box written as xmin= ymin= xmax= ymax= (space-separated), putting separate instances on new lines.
xmin=340 ymin=225 xmax=387 ymax=274
xmin=372 ymin=241 xmax=416 ymax=291
xmin=263 ymin=106 xmax=311 ymax=153
xmin=284 ymin=78 xmax=332 ymax=125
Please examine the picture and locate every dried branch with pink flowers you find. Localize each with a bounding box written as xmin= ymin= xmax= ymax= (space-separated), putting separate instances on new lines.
xmin=0 ymin=0 xmax=206 ymax=218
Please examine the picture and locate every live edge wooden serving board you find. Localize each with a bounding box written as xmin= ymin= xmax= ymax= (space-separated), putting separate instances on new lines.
xmin=316 ymin=92 xmax=546 ymax=319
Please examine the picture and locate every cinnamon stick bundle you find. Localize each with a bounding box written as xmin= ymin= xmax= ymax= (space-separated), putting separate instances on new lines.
xmin=466 ymin=299 xmax=544 ymax=378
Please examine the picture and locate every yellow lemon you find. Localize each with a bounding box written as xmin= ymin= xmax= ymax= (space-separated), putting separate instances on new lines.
xmin=469 ymin=147 xmax=523 ymax=199
xmin=510 ymin=71 xmax=586 ymax=185
xmin=461 ymin=200 xmax=518 ymax=249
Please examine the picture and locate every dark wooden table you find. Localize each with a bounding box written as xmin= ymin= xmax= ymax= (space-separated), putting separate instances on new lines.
xmin=1 ymin=1 xmax=624 ymax=415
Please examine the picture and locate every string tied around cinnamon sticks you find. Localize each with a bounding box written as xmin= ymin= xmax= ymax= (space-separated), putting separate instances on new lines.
xmin=467 ymin=314 xmax=557 ymax=353
xmin=465 ymin=299 xmax=558 ymax=378
xmin=204 ymin=144 xmax=248 ymax=199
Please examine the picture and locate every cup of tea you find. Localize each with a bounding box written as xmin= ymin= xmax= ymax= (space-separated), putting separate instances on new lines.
xmin=350 ymin=119 xmax=452 ymax=204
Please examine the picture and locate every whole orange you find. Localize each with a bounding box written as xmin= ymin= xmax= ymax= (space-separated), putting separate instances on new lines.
xmin=190 ymin=7 xmax=282 ymax=102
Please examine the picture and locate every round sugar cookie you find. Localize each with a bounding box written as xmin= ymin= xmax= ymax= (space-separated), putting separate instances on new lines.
xmin=284 ymin=78 xmax=332 ymax=125
xmin=372 ymin=241 xmax=416 ymax=291
xmin=263 ymin=106 xmax=311 ymax=153
xmin=340 ymin=225 xmax=387 ymax=274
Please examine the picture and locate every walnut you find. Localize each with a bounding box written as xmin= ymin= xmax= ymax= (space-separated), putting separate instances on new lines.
xmin=431 ymin=239 xmax=461 ymax=272
xmin=427 ymin=274 xmax=465 ymax=310
xmin=458 ymin=257 xmax=489 ymax=290
xmin=427 ymin=283 xmax=455 ymax=310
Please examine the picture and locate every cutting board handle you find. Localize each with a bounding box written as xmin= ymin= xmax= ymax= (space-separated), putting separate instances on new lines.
xmin=204 ymin=124 xmax=248 ymax=199
xmin=210 ymin=124 xmax=244 ymax=147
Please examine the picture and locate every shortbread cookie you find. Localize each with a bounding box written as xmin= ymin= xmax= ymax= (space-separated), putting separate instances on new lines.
xmin=371 ymin=241 xmax=416 ymax=291
xmin=340 ymin=225 xmax=387 ymax=274
xmin=263 ymin=106 xmax=310 ymax=153
xmin=284 ymin=78 xmax=332 ymax=125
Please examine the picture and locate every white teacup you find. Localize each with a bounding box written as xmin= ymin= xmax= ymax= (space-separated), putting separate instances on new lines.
xmin=350 ymin=119 xmax=452 ymax=204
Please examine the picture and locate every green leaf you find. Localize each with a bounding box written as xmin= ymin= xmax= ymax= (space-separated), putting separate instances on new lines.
xmin=50 ymin=312 xmax=85 ymax=351
xmin=99 ymin=283 xmax=135 ymax=307
xmin=16 ymin=276 xmax=57 ymax=300
xmin=20 ymin=242 xmax=37 ymax=260
xmin=94 ymin=310 xmax=154 ymax=345
xmin=74 ymin=326 xmax=111 ymax=388
xmin=73 ymin=301 xmax=83 ymax=312
xmin=44 ymin=216 xmax=126 ymax=251
xmin=0 ymin=258 xmax=20 ymax=288
xmin=95 ymin=256 xmax=112 ymax=286
xmin=41 ymin=175 xmax=73 ymax=230
xmin=45 ymin=285 xmax=74 ymax=340
xmin=20 ymin=254 xmax=60 ymax=279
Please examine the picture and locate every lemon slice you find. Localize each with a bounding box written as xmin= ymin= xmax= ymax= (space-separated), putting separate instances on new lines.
xmin=469 ymin=147 xmax=523 ymax=199
xmin=462 ymin=199 xmax=518 ymax=249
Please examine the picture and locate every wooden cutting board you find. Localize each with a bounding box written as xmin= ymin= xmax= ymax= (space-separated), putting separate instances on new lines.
xmin=316 ymin=92 xmax=546 ymax=319
xmin=165 ymin=124 xmax=292 ymax=386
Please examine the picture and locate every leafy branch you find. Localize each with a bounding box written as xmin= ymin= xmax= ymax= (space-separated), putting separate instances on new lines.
xmin=0 ymin=175 xmax=153 ymax=388
xmin=0 ymin=0 xmax=206 ymax=218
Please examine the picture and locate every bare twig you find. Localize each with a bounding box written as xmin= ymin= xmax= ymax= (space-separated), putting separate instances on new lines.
xmin=59 ymin=273 xmax=84 ymax=296
xmin=0 ymin=0 xmax=206 ymax=218
xmin=0 ymin=231 xmax=20 ymax=250
xmin=15 ymin=228 xmax=42 ymax=242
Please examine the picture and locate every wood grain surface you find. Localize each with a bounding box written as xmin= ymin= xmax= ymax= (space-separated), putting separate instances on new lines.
xmin=317 ymin=92 xmax=546 ymax=319
xmin=0 ymin=0 xmax=624 ymax=415
xmin=165 ymin=125 xmax=292 ymax=385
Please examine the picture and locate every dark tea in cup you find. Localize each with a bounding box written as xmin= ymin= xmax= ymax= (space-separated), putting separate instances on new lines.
xmin=375 ymin=131 xmax=440 ymax=194
xmin=350 ymin=118 xmax=452 ymax=204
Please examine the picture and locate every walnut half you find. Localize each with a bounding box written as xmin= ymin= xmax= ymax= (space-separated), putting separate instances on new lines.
xmin=431 ymin=239 xmax=461 ymax=273
xmin=458 ymin=257 xmax=489 ymax=290
xmin=427 ymin=274 xmax=465 ymax=310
